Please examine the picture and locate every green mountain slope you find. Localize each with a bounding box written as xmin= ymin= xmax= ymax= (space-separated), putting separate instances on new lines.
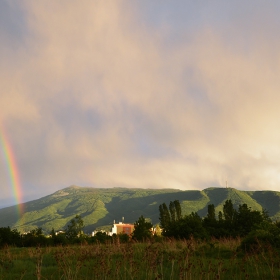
xmin=0 ymin=185 xmax=279 ymax=233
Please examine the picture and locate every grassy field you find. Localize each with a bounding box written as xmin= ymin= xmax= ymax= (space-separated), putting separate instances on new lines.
xmin=0 ymin=238 xmax=280 ymax=279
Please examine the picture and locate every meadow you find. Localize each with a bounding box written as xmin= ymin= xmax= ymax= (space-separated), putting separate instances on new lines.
xmin=0 ymin=237 xmax=279 ymax=280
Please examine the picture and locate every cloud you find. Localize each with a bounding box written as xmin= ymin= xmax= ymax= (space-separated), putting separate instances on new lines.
xmin=1 ymin=1 xmax=280 ymax=204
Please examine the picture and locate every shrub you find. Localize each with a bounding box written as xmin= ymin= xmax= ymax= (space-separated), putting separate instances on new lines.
xmin=240 ymin=230 xmax=278 ymax=252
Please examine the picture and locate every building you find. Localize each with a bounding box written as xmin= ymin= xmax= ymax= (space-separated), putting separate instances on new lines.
xmin=109 ymin=222 xmax=134 ymax=236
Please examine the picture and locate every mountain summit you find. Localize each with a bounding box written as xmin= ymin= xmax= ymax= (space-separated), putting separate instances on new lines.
xmin=0 ymin=186 xmax=279 ymax=233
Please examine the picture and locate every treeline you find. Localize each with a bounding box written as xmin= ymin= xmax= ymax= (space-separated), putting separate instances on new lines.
xmin=0 ymin=214 xmax=153 ymax=247
xmin=0 ymin=215 xmax=151 ymax=247
xmin=159 ymin=199 xmax=280 ymax=249
xmin=0 ymin=226 xmax=127 ymax=248
xmin=0 ymin=215 xmax=114 ymax=247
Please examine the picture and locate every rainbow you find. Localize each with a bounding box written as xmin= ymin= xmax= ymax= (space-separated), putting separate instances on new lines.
xmin=0 ymin=125 xmax=23 ymax=217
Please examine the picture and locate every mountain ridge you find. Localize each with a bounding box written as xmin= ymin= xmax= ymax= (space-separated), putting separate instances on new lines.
xmin=0 ymin=185 xmax=279 ymax=233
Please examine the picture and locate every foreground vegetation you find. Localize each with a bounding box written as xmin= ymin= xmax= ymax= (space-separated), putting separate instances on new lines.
xmin=1 ymin=238 xmax=280 ymax=279
xmin=0 ymin=206 xmax=280 ymax=279
xmin=1 ymin=195 xmax=280 ymax=279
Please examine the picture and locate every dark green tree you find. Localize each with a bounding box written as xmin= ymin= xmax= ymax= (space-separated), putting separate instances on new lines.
xmin=132 ymin=215 xmax=153 ymax=241
xmin=169 ymin=201 xmax=176 ymax=223
xmin=174 ymin=200 xmax=182 ymax=220
xmin=30 ymin=227 xmax=43 ymax=236
xmin=236 ymin=204 xmax=264 ymax=236
xmin=223 ymin=200 xmax=236 ymax=222
xmin=218 ymin=211 xmax=223 ymax=222
xmin=159 ymin=200 xmax=183 ymax=237
xmin=218 ymin=200 xmax=238 ymax=237
xmin=159 ymin=203 xmax=171 ymax=230
xmin=22 ymin=227 xmax=49 ymax=247
xmin=0 ymin=227 xmax=21 ymax=247
xmin=65 ymin=215 xmax=84 ymax=240
xmin=174 ymin=212 xmax=207 ymax=239
xmin=116 ymin=232 xmax=129 ymax=243
xmin=206 ymin=204 xmax=216 ymax=221
xmin=203 ymin=204 xmax=218 ymax=238
xmin=50 ymin=228 xmax=67 ymax=245
xmin=92 ymin=231 xmax=109 ymax=243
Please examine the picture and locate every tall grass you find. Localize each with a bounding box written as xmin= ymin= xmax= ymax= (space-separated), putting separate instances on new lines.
xmin=0 ymin=238 xmax=279 ymax=279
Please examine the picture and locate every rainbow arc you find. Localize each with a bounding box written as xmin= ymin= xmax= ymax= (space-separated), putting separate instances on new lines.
xmin=0 ymin=125 xmax=23 ymax=217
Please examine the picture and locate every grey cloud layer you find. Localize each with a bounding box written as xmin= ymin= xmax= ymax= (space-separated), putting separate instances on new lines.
xmin=1 ymin=0 xmax=280 ymax=203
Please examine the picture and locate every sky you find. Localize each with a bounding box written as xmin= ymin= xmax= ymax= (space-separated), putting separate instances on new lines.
xmin=1 ymin=0 xmax=280 ymax=207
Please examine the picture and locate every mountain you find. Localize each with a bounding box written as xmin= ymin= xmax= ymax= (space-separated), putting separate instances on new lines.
xmin=0 ymin=185 xmax=280 ymax=234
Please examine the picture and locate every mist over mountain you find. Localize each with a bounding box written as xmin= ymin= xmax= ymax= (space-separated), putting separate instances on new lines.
xmin=0 ymin=186 xmax=279 ymax=234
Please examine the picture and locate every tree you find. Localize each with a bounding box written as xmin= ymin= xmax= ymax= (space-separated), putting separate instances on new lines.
xmin=218 ymin=211 xmax=223 ymax=222
xmin=175 ymin=212 xmax=207 ymax=239
xmin=236 ymin=204 xmax=264 ymax=236
xmin=132 ymin=215 xmax=153 ymax=241
xmin=159 ymin=203 xmax=171 ymax=230
xmin=169 ymin=200 xmax=182 ymax=222
xmin=65 ymin=215 xmax=84 ymax=240
xmin=223 ymin=200 xmax=236 ymax=222
xmin=203 ymin=204 xmax=218 ymax=238
xmin=50 ymin=228 xmax=67 ymax=245
xmin=174 ymin=200 xmax=182 ymax=220
xmin=206 ymin=204 xmax=216 ymax=221
xmin=169 ymin=201 xmax=176 ymax=223
xmin=29 ymin=227 xmax=43 ymax=236
xmin=92 ymin=231 xmax=109 ymax=243
xmin=22 ymin=227 xmax=49 ymax=247
xmin=159 ymin=200 xmax=183 ymax=237
xmin=0 ymin=227 xmax=21 ymax=247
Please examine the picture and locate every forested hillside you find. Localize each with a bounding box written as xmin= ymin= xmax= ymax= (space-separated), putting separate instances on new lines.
xmin=0 ymin=185 xmax=279 ymax=233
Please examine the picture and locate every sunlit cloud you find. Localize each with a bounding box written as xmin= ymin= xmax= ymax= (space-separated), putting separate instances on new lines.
xmin=1 ymin=0 xmax=280 ymax=205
